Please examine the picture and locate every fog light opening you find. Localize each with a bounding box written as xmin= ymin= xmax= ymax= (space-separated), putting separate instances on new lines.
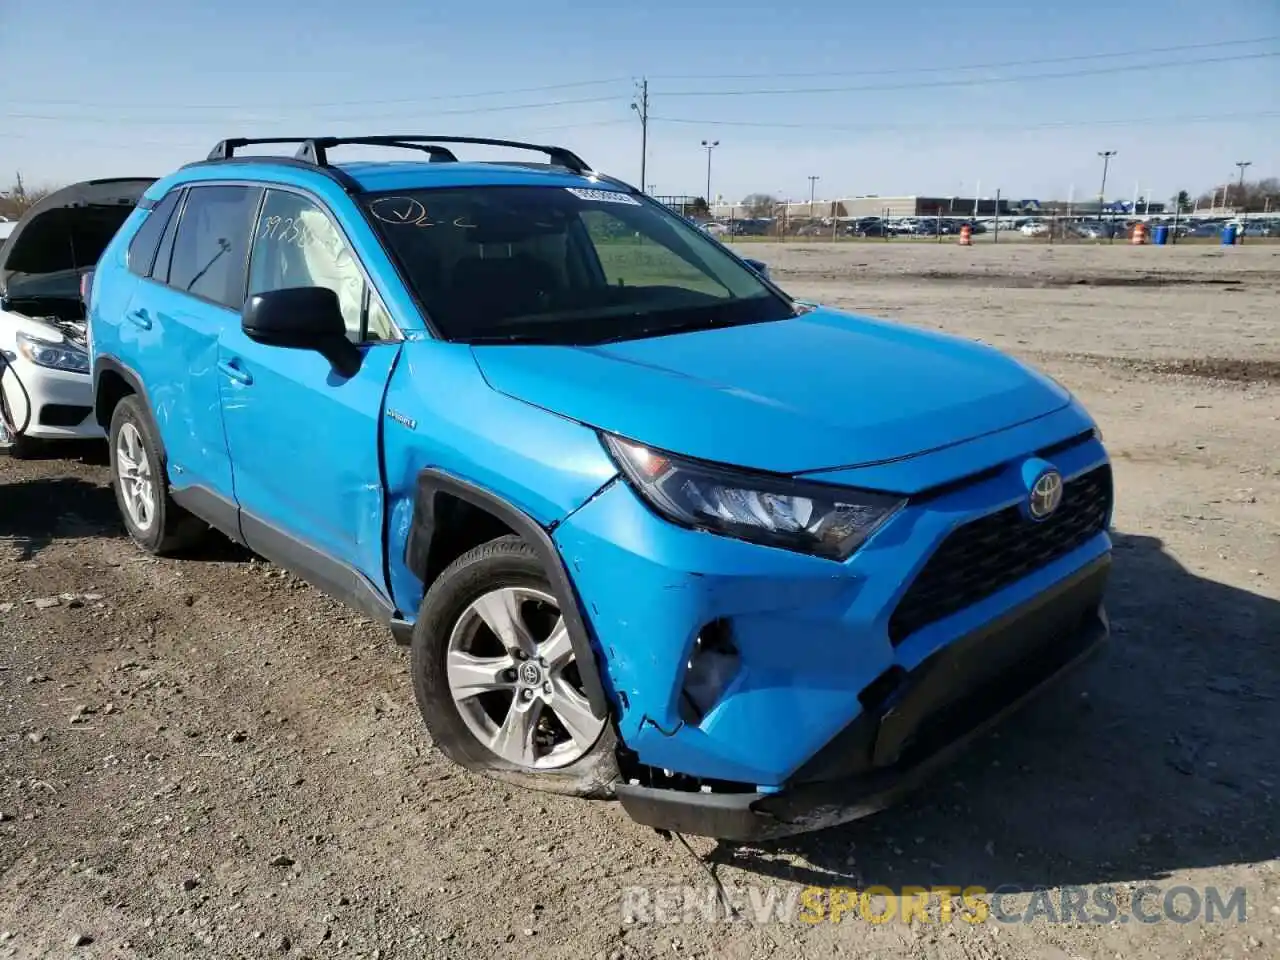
xmin=679 ymin=619 xmax=741 ymax=725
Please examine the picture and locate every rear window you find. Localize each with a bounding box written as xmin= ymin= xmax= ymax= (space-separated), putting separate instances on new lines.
xmin=363 ymin=186 xmax=787 ymax=344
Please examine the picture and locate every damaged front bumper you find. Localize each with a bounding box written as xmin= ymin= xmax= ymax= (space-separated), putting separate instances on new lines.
xmin=613 ymin=556 xmax=1110 ymax=840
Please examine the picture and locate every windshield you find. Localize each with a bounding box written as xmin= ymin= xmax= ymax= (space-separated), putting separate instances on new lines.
xmin=362 ymin=185 xmax=791 ymax=343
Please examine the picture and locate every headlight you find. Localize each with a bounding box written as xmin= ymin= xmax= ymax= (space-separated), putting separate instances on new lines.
xmin=15 ymin=331 xmax=90 ymax=374
xmin=604 ymin=435 xmax=906 ymax=560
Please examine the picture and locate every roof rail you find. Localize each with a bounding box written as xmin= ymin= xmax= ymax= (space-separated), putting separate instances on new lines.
xmin=206 ymin=135 xmax=590 ymax=175
xmin=295 ymin=136 xmax=591 ymax=174
xmin=206 ymin=138 xmax=315 ymax=161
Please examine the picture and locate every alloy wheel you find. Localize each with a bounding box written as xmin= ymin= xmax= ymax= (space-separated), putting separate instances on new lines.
xmin=445 ymin=586 xmax=605 ymax=770
xmin=116 ymin=422 xmax=155 ymax=532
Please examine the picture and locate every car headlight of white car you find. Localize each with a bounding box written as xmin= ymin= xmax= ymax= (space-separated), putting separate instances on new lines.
xmin=15 ymin=331 xmax=91 ymax=374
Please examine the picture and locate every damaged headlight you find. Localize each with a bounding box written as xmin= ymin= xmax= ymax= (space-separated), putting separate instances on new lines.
xmin=603 ymin=435 xmax=906 ymax=560
xmin=15 ymin=331 xmax=90 ymax=374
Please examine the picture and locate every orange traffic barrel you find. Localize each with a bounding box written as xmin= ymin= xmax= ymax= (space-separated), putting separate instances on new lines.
xmin=1132 ymin=222 xmax=1147 ymax=245
xmin=959 ymin=224 xmax=972 ymax=246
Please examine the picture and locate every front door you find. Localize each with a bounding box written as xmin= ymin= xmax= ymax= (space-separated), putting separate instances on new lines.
xmin=216 ymin=187 xmax=402 ymax=592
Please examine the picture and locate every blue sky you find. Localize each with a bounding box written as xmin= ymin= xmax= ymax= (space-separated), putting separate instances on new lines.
xmin=2 ymin=0 xmax=1277 ymax=204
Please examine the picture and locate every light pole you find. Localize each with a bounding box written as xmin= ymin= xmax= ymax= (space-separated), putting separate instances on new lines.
xmin=807 ymin=175 xmax=820 ymax=217
xmin=1235 ymin=160 xmax=1252 ymax=211
xmin=1098 ymin=150 xmax=1117 ymax=241
xmin=701 ymin=140 xmax=719 ymax=210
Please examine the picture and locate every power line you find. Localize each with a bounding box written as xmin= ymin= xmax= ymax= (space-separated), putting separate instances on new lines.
xmin=0 ymin=117 xmax=635 ymax=148
xmin=5 ymin=94 xmax=630 ymax=126
xmin=659 ymin=50 xmax=1279 ymax=97
xmin=648 ymin=35 xmax=1278 ymax=81
xmin=649 ymin=110 xmax=1280 ymax=133
xmin=15 ymin=76 xmax=634 ymax=111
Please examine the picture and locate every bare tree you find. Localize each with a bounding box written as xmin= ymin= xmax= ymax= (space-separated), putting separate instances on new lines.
xmin=1194 ymin=176 xmax=1279 ymax=213
xmin=0 ymin=172 xmax=57 ymax=219
xmin=742 ymin=193 xmax=778 ymax=219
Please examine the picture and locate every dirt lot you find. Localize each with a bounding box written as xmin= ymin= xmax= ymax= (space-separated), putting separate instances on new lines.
xmin=2 ymin=243 xmax=1278 ymax=960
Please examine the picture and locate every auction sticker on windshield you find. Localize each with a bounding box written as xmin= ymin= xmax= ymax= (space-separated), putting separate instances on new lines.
xmin=565 ymin=188 xmax=640 ymax=205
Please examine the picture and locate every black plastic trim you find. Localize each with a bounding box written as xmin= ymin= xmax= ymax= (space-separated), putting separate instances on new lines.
xmin=92 ymin=357 xmax=158 ymax=439
xmin=169 ymin=484 xmax=401 ymax=628
xmin=37 ymin=403 xmax=93 ymax=427
xmin=616 ymin=553 xmax=1112 ymax=840
xmin=168 ymin=484 xmax=241 ymax=541
xmin=406 ymin=469 xmax=611 ymax=718
xmin=180 ymin=157 xmax=363 ymax=194
xmin=239 ymin=510 xmax=399 ymax=625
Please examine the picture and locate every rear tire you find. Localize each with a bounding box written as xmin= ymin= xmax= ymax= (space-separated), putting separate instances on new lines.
xmin=411 ymin=535 xmax=618 ymax=798
xmin=108 ymin=395 xmax=205 ymax=555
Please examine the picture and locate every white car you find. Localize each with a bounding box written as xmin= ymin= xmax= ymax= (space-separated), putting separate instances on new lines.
xmin=1 ymin=178 xmax=153 ymax=456
xmin=1019 ymin=220 xmax=1049 ymax=237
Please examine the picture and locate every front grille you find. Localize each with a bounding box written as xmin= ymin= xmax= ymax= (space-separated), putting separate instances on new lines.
xmin=888 ymin=465 xmax=1112 ymax=644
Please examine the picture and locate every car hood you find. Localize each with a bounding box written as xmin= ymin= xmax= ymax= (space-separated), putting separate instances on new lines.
xmin=0 ymin=177 xmax=154 ymax=299
xmin=471 ymin=306 xmax=1072 ymax=474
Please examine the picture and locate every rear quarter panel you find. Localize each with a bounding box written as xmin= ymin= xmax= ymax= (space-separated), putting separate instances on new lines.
xmin=88 ymin=207 xmax=147 ymax=383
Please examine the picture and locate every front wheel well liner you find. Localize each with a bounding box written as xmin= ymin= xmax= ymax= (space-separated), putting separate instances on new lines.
xmin=94 ymin=367 xmax=134 ymax=430
xmin=405 ymin=470 xmax=612 ymax=719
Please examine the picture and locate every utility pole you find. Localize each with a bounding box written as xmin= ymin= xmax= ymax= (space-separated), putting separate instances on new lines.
xmin=701 ymin=140 xmax=719 ymax=210
xmin=807 ymin=175 xmax=820 ymax=217
xmin=630 ymin=79 xmax=649 ymax=193
xmin=1097 ymin=150 xmax=1117 ymax=243
xmin=1234 ymin=160 xmax=1252 ymax=211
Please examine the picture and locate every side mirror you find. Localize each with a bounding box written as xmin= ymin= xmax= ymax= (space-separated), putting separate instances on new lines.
xmin=742 ymin=257 xmax=770 ymax=279
xmin=241 ymin=287 xmax=361 ymax=377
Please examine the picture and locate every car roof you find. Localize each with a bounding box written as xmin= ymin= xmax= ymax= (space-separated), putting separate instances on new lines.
xmin=156 ymin=157 xmax=630 ymax=200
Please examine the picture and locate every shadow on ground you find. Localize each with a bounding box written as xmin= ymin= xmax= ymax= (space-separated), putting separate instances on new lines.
xmin=710 ymin=531 xmax=1278 ymax=892
xmin=0 ymin=473 xmax=251 ymax=564
xmin=0 ymin=475 xmax=119 ymax=561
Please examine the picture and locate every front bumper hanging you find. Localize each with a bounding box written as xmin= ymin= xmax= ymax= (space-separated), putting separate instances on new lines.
xmin=615 ymin=554 xmax=1111 ymax=841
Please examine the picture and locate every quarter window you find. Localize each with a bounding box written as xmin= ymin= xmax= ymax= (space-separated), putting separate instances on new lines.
xmin=127 ymin=190 xmax=181 ymax=278
xmin=167 ymin=185 xmax=261 ymax=308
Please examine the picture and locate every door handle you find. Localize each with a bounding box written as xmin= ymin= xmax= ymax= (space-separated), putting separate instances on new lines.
xmin=126 ymin=308 xmax=152 ymax=330
xmin=217 ymin=359 xmax=253 ymax=386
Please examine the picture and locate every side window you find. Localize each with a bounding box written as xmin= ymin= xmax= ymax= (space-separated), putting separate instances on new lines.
xmin=151 ymin=190 xmax=185 ymax=284
xmin=248 ymin=190 xmax=369 ymax=341
xmin=168 ymin=185 xmax=261 ymax=309
xmin=579 ymin=209 xmax=728 ymax=298
xmin=127 ymin=190 xmax=181 ymax=278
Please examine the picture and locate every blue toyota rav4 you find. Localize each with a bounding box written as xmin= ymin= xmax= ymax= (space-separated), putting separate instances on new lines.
xmin=88 ymin=136 xmax=1113 ymax=839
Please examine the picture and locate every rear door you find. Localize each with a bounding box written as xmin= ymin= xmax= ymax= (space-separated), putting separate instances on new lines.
xmin=123 ymin=184 xmax=261 ymax=506
xmin=216 ymin=186 xmax=401 ymax=590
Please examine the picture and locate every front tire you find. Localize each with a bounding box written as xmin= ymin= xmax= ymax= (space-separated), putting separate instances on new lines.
xmin=411 ymin=535 xmax=618 ymax=798
xmin=108 ymin=395 xmax=204 ymax=555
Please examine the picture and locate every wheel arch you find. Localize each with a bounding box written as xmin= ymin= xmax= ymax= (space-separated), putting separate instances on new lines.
xmin=93 ymin=357 xmax=161 ymax=454
xmin=406 ymin=469 xmax=612 ymax=719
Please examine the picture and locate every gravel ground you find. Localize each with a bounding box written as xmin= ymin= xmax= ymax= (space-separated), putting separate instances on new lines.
xmin=1 ymin=243 xmax=1277 ymax=959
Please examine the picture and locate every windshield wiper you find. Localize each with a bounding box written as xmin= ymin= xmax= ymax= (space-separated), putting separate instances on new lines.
xmin=592 ymin=314 xmax=752 ymax=345
xmin=465 ymin=331 xmax=570 ymax=344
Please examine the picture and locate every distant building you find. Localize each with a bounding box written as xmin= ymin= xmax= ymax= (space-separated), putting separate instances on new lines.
xmin=708 ymin=195 xmax=1014 ymax=220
